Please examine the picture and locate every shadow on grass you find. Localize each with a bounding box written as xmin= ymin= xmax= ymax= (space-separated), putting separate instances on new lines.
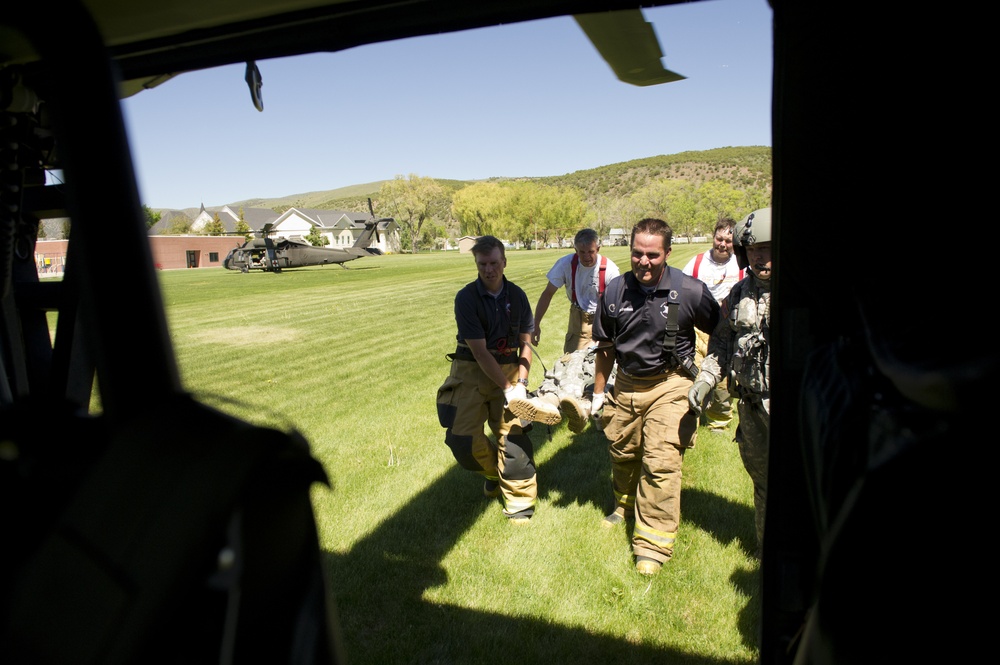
xmin=683 ymin=484 xmax=761 ymax=652
xmin=534 ymin=423 xmax=614 ymax=513
xmin=324 ymin=426 xmax=754 ymax=664
xmin=732 ymin=566 xmax=763 ymax=653
xmin=682 ymin=487 xmax=757 ymax=556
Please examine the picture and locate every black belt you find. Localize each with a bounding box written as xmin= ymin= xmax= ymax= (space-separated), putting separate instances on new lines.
xmin=448 ymin=345 xmax=521 ymax=364
xmin=618 ymin=356 xmax=697 ymax=380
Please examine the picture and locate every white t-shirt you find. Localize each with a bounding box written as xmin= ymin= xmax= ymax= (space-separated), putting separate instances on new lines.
xmin=682 ymin=250 xmax=745 ymax=303
xmin=546 ymin=253 xmax=621 ymax=313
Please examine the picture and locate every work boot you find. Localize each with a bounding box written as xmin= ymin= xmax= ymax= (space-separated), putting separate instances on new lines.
xmin=635 ymin=556 xmax=662 ymax=576
xmin=601 ymin=506 xmax=632 ymax=528
xmin=507 ymin=393 xmax=561 ymax=425
xmin=559 ymin=395 xmax=591 ymax=433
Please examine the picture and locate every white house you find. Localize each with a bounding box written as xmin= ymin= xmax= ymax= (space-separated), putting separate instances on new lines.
xmin=269 ymin=208 xmax=400 ymax=254
xmin=607 ymin=228 xmax=627 ymax=246
xmin=169 ymin=204 xmax=401 ymax=254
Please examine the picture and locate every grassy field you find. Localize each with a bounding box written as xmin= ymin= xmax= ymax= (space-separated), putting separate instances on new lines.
xmin=155 ymin=243 xmax=759 ymax=665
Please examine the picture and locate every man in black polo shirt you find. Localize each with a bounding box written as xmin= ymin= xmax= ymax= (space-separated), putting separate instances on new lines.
xmin=436 ymin=235 xmax=537 ymax=523
xmin=591 ymin=218 xmax=720 ymax=574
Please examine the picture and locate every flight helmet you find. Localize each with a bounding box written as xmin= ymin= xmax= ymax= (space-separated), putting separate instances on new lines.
xmin=733 ymin=207 xmax=771 ymax=270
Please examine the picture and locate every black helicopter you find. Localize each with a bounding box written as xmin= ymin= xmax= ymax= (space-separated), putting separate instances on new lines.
xmin=223 ymin=200 xmax=389 ymax=273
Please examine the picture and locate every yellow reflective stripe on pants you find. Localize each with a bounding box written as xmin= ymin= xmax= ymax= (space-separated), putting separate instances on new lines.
xmin=634 ymin=523 xmax=677 ymax=551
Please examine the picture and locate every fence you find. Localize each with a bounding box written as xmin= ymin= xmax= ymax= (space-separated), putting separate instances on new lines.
xmin=35 ymin=251 xmax=67 ymax=277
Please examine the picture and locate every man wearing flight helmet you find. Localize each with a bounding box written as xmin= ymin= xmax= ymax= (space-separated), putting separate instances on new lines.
xmin=688 ymin=207 xmax=773 ymax=557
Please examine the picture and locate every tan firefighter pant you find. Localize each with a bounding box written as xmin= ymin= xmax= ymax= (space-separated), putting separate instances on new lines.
xmin=437 ymin=359 xmax=537 ymax=518
xmin=564 ymin=306 xmax=595 ymax=354
xmin=600 ymin=370 xmax=699 ymax=564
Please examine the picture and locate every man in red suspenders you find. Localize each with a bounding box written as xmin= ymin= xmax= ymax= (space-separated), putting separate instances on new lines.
xmin=513 ymin=229 xmax=621 ymax=430
xmin=531 ymin=228 xmax=621 ymax=354
xmin=682 ymin=217 xmax=745 ymax=432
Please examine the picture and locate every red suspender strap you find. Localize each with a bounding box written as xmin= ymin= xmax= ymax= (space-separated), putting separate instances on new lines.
xmin=692 ymin=252 xmax=705 ymax=279
xmin=570 ymin=254 xmax=578 ymax=305
xmin=571 ymin=254 xmax=608 ymax=304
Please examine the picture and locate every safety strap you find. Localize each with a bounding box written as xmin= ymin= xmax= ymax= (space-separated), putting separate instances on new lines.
xmin=692 ymin=252 xmax=745 ymax=282
xmin=663 ymin=267 xmax=681 ymax=355
xmin=570 ymin=254 xmax=607 ymax=306
xmin=663 ymin=267 xmax=700 ymax=378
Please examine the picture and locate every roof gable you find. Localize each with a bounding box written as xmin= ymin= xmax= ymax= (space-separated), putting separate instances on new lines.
xmin=274 ymin=208 xmax=371 ymax=229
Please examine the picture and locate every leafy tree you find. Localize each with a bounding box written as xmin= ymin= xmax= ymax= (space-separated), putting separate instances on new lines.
xmin=693 ymin=180 xmax=745 ymax=235
xmin=36 ymin=221 xmax=46 ymax=239
xmin=544 ymin=185 xmax=589 ymax=245
xmin=142 ymin=204 xmax=161 ymax=229
xmin=202 ymin=213 xmax=225 ymax=236
xmin=378 ymin=174 xmax=447 ymax=253
xmin=166 ymin=213 xmax=193 ymax=235
xmin=500 ymin=181 xmax=587 ymax=248
xmin=739 ymin=183 xmax=771 ymax=214
xmin=592 ymin=194 xmax=642 ymax=245
xmin=667 ymin=195 xmax=700 ymax=240
xmin=61 ymin=219 xmax=71 ymax=239
xmin=235 ymin=217 xmax=252 ymax=242
xmin=631 ymin=179 xmax=693 ymax=221
xmin=420 ymin=222 xmax=446 ymax=250
xmin=451 ymin=182 xmax=509 ymax=237
xmin=306 ymin=225 xmax=329 ymax=247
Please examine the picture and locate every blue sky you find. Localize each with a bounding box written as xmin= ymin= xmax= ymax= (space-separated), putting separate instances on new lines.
xmin=120 ymin=0 xmax=773 ymax=210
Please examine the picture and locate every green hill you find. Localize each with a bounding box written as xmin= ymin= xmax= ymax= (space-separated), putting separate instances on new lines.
xmin=162 ymin=146 xmax=771 ymax=216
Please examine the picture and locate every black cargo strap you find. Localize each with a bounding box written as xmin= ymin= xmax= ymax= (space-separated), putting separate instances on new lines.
xmin=661 ymin=268 xmax=699 ymax=378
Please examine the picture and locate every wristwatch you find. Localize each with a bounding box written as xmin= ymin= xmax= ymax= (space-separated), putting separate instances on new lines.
xmin=517 ymin=378 xmax=529 ymax=387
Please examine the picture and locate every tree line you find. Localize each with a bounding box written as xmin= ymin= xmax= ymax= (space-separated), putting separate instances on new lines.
xmin=361 ymin=146 xmax=771 ymax=252
xmin=376 ymin=172 xmax=770 ymax=253
xmin=134 ymin=146 xmax=772 ymax=251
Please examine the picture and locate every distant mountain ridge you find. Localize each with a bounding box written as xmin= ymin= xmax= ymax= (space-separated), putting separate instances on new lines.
xmin=163 ymin=146 xmax=771 ymax=217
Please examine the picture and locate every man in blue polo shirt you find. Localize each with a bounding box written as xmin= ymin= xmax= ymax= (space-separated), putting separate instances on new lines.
xmin=436 ymin=236 xmax=537 ymax=524
xmin=591 ymin=218 xmax=720 ymax=575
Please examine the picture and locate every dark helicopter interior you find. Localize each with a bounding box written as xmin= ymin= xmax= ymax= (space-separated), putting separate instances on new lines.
xmin=1 ymin=1 xmax=983 ymax=663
